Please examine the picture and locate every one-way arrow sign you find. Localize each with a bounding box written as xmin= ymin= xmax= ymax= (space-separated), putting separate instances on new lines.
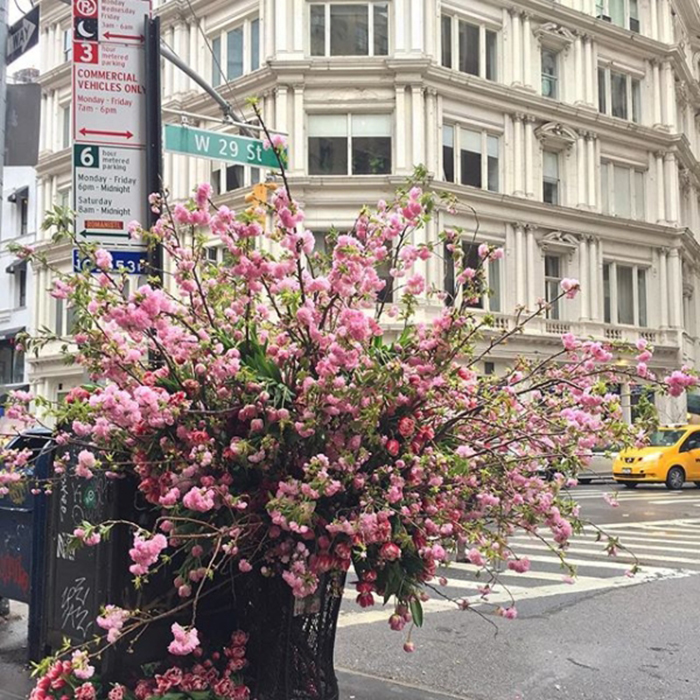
xmin=6 ymin=6 xmax=40 ymax=65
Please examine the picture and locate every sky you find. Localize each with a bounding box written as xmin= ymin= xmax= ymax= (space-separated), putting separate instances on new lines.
xmin=7 ymin=0 xmax=41 ymax=78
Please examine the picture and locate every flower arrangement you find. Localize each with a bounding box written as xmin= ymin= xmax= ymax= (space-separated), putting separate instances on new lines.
xmin=3 ymin=130 xmax=695 ymax=697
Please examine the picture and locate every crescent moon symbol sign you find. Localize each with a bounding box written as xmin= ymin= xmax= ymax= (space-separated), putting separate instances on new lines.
xmin=77 ymin=21 xmax=94 ymax=39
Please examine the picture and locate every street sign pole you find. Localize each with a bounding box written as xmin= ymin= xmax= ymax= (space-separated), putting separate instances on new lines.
xmin=144 ymin=15 xmax=162 ymax=286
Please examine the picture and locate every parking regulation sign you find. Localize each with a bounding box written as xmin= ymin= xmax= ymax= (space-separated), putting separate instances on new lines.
xmin=73 ymin=144 xmax=146 ymax=241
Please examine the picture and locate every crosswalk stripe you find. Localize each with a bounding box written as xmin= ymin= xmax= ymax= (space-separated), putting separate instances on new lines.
xmin=509 ymin=535 xmax=700 ymax=555
xmin=336 ymin=567 xmax=692 ymax=629
xmin=444 ymin=561 xmax=603 ymax=582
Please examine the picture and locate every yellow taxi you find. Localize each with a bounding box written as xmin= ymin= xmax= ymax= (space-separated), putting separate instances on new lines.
xmin=613 ymin=425 xmax=700 ymax=489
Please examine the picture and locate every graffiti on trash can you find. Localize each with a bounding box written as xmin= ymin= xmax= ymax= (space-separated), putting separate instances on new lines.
xmin=60 ymin=576 xmax=93 ymax=636
xmin=0 ymin=553 xmax=30 ymax=595
xmin=56 ymin=533 xmax=76 ymax=561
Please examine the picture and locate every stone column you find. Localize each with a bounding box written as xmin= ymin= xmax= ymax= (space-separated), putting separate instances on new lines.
xmin=668 ymin=248 xmax=682 ymax=327
xmin=664 ymin=152 xmax=679 ymax=224
xmin=620 ymin=383 xmax=632 ymax=424
xmin=293 ymin=0 xmax=304 ymax=53
xmin=292 ymin=86 xmax=304 ymax=174
xmin=584 ymin=37 xmax=594 ymax=106
xmin=523 ymin=14 xmax=532 ymax=89
xmin=513 ymin=114 xmax=524 ymax=196
xmin=515 ymin=223 xmax=526 ymax=306
xmin=573 ymin=35 xmax=583 ymax=104
xmin=275 ymin=85 xmax=288 ymax=132
xmin=411 ymin=85 xmax=425 ymax=167
xmin=264 ymin=0 xmax=274 ymax=59
xmin=579 ymin=236 xmax=589 ymax=319
xmin=656 ymin=152 xmax=666 ymax=223
xmin=426 ymin=89 xmax=437 ymax=176
xmin=275 ymin=0 xmax=288 ymax=53
xmin=524 ymin=117 xmax=535 ymax=198
xmin=651 ymin=61 xmax=662 ymax=126
xmin=526 ymin=226 xmax=536 ymax=309
xmin=659 ymin=0 xmax=672 ymax=43
xmin=410 ymin=0 xmax=424 ymax=51
xmin=662 ymin=62 xmax=676 ymax=130
xmin=395 ymin=85 xmax=408 ymax=173
xmin=576 ymin=133 xmax=587 ymax=207
xmin=511 ymin=11 xmax=522 ymax=86
xmin=650 ymin=0 xmax=659 ymax=40
xmin=188 ymin=21 xmax=199 ymax=90
xmin=659 ymin=248 xmax=669 ymax=327
xmin=586 ymin=132 xmax=596 ymax=208
xmin=589 ymin=237 xmax=599 ymax=321
xmin=394 ymin=0 xmax=407 ymax=53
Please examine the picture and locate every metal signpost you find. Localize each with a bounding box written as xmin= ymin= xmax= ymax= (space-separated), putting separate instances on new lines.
xmin=163 ymin=123 xmax=285 ymax=169
xmin=72 ymin=0 xmax=150 ymax=256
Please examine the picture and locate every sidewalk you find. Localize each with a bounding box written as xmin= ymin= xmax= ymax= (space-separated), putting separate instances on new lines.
xmin=0 ymin=605 xmax=466 ymax=700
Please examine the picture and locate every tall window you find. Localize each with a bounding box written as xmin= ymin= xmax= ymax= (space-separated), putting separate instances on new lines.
xmin=308 ymin=114 xmax=392 ymax=175
xmin=542 ymin=151 xmax=560 ymax=205
xmin=442 ymin=124 xmax=499 ymax=191
xmin=541 ymin=49 xmax=558 ymax=99
xmin=211 ymin=17 xmax=261 ymax=87
xmin=596 ymin=0 xmax=639 ymax=32
xmin=18 ymin=267 xmax=27 ymax=308
xmin=600 ymin=162 xmax=645 ymax=220
xmin=61 ymin=105 xmax=70 ymax=149
xmin=598 ymin=67 xmax=641 ymax=123
xmin=63 ymin=29 xmax=72 ymax=61
xmin=0 ymin=340 xmax=24 ymax=385
xmin=442 ymin=125 xmax=455 ymax=182
xmin=310 ymin=3 xmax=388 ymax=56
xmin=544 ymin=255 xmax=562 ymax=319
xmin=444 ymin=241 xmax=501 ymax=311
xmin=604 ymin=262 xmax=647 ymax=326
xmin=441 ymin=15 xmax=497 ymax=81
xmin=211 ymin=164 xmax=258 ymax=194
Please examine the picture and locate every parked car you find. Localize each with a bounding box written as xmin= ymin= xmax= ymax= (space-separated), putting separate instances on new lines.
xmin=613 ymin=425 xmax=700 ymax=489
xmin=538 ymin=448 xmax=615 ymax=484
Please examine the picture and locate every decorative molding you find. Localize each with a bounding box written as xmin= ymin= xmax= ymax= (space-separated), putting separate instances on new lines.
xmin=533 ymin=22 xmax=576 ymax=51
xmin=539 ymin=230 xmax=580 ymax=258
xmin=535 ymin=122 xmax=578 ymax=151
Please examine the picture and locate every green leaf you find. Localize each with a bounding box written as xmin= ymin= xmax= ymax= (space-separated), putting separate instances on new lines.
xmin=409 ymin=598 xmax=424 ymax=627
xmin=187 ymin=693 xmax=214 ymax=700
xmin=157 ymin=693 xmax=189 ymax=700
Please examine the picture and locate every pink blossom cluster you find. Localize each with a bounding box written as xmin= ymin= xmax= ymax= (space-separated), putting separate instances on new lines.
xmin=96 ymin=605 xmax=130 ymax=644
xmin=128 ymin=532 xmax=168 ymax=576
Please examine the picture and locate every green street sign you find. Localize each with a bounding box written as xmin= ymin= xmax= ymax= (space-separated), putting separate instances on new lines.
xmin=163 ymin=124 xmax=284 ymax=169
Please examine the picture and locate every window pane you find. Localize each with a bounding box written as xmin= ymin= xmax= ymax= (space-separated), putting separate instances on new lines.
xmin=441 ymin=15 xmax=452 ymax=68
xmin=458 ymin=21 xmax=479 ymax=76
xmin=310 ymin=5 xmax=325 ymax=55
xmin=309 ymin=114 xmax=348 ymax=137
xmin=62 ymin=107 xmax=70 ymax=149
xmin=489 ymin=257 xmax=501 ymax=311
xmin=351 ymin=114 xmax=391 ymax=136
xmin=611 ymin=72 xmax=627 ymax=119
xmin=309 ymin=137 xmax=348 ymax=174
xmin=211 ymin=169 xmax=221 ymax=196
xmin=226 ymin=165 xmax=244 ymax=191
xmin=212 ymin=36 xmax=222 ymax=86
xmin=617 ymin=265 xmax=634 ymax=325
xmin=629 ymin=0 xmax=640 ymax=31
xmin=352 ymin=137 xmax=391 ymax=174
xmin=56 ymin=297 xmax=64 ymax=336
xmin=460 ymin=129 xmax=481 ymax=188
xmin=330 ymin=4 xmax=369 ymax=56
xmin=631 ymin=79 xmax=641 ymax=123
xmin=444 ymin=243 xmax=455 ymax=306
xmin=545 ymin=255 xmax=560 ymax=278
xmin=461 ymin=128 xmax=481 ymax=153
xmin=487 ymin=136 xmax=499 ymax=192
xmin=373 ymin=4 xmax=389 ymax=56
xmin=609 ymin=0 xmax=624 ymax=26
xmin=614 ymin=165 xmax=631 ymax=217
xmin=638 ymin=268 xmax=647 ymax=327
xmin=543 ymin=151 xmax=558 ymax=178
xmin=463 ymin=243 xmax=482 ymax=308
xmin=603 ymin=263 xmax=611 ymax=323
xmin=541 ymin=50 xmax=557 ymax=99
xmin=634 ymin=171 xmax=645 ymax=220
xmin=485 ymin=30 xmax=497 ymax=81
xmin=251 ymin=19 xmax=260 ymax=70
xmin=227 ymin=27 xmax=243 ymax=79
xmin=598 ymin=68 xmax=606 ymax=114
xmin=443 ymin=125 xmax=454 ymax=182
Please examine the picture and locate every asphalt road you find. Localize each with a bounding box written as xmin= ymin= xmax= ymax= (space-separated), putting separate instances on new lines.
xmin=335 ymin=481 xmax=700 ymax=700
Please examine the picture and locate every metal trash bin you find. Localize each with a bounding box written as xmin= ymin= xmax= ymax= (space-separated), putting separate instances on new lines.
xmin=0 ymin=428 xmax=53 ymax=660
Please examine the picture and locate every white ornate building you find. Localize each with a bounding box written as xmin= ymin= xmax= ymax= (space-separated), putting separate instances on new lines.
xmin=34 ymin=0 xmax=700 ymax=421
